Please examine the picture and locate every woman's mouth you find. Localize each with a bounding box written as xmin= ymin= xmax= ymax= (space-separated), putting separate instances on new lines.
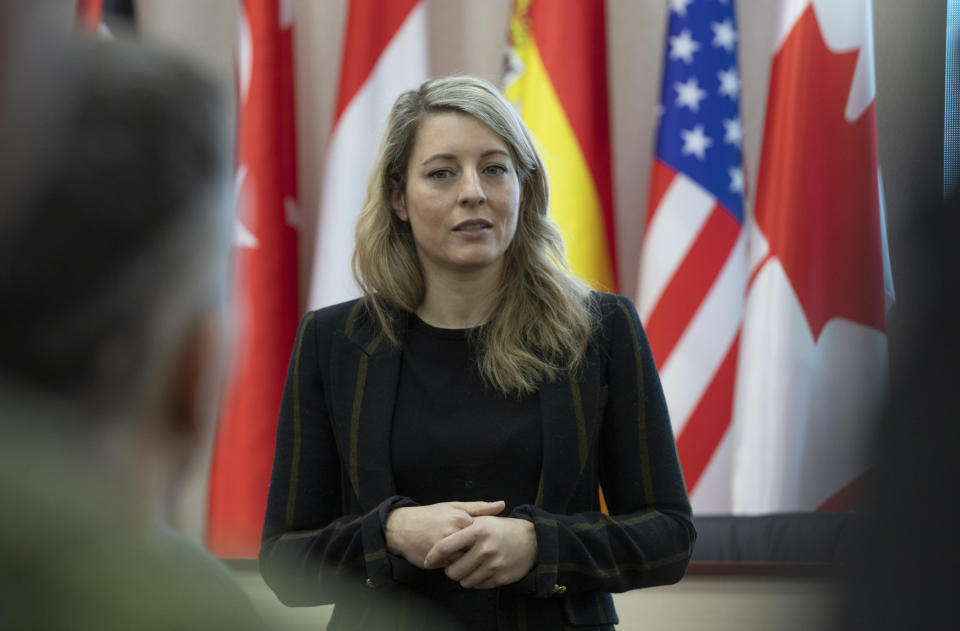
xmin=453 ymin=219 xmax=493 ymax=232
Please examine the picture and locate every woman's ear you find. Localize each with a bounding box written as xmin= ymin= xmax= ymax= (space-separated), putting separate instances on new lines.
xmin=391 ymin=188 xmax=408 ymax=221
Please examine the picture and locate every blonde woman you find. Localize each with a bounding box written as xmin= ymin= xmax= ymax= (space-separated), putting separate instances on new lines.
xmin=260 ymin=76 xmax=694 ymax=630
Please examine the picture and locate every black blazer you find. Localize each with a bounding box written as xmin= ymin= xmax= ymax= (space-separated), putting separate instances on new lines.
xmin=260 ymin=293 xmax=695 ymax=630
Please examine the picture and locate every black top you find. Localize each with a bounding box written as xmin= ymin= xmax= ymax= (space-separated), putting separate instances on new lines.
xmin=391 ymin=315 xmax=542 ymax=630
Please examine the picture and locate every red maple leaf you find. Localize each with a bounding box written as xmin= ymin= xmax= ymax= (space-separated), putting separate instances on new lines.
xmin=753 ymin=5 xmax=886 ymax=340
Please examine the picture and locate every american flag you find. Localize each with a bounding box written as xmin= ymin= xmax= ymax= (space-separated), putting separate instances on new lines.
xmin=636 ymin=0 xmax=746 ymax=512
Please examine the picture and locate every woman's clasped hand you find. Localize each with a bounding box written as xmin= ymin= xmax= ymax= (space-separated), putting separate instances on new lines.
xmin=385 ymin=500 xmax=538 ymax=589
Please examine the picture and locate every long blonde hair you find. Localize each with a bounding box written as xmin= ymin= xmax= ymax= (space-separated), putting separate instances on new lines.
xmin=352 ymin=76 xmax=596 ymax=396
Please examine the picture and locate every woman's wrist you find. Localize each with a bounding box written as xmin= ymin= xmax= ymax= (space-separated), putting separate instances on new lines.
xmin=385 ymin=506 xmax=412 ymax=556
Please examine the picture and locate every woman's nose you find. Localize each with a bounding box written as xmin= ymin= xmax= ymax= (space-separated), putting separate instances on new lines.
xmin=458 ymin=170 xmax=486 ymax=205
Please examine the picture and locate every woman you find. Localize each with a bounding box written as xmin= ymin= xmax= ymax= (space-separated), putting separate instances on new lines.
xmin=260 ymin=76 xmax=695 ymax=630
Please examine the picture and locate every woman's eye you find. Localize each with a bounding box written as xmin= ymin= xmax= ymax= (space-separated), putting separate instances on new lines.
xmin=483 ymin=165 xmax=507 ymax=176
xmin=428 ymin=169 xmax=453 ymax=180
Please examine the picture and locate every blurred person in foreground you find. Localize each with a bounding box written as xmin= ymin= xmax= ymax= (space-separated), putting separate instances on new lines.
xmin=259 ymin=76 xmax=695 ymax=630
xmin=840 ymin=189 xmax=960 ymax=627
xmin=0 ymin=31 xmax=264 ymax=630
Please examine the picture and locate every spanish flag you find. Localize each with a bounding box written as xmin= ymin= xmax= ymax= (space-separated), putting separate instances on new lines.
xmin=504 ymin=0 xmax=617 ymax=292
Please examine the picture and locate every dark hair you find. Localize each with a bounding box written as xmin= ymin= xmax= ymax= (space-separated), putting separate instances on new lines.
xmin=0 ymin=35 xmax=231 ymax=415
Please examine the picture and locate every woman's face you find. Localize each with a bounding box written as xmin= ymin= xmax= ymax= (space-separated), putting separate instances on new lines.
xmin=393 ymin=112 xmax=521 ymax=279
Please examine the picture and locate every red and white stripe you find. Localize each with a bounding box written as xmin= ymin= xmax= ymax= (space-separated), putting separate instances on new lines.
xmin=637 ymin=162 xmax=746 ymax=513
xmin=307 ymin=0 xmax=427 ymax=309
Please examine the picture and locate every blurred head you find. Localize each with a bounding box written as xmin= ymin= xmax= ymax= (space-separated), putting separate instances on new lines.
xmin=353 ymin=75 xmax=554 ymax=311
xmin=0 ymin=34 xmax=232 ymax=458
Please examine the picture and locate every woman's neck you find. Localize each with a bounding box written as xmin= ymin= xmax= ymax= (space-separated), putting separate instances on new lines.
xmin=417 ymin=263 xmax=502 ymax=329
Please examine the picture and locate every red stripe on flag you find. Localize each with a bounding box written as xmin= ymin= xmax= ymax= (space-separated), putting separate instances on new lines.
xmin=644 ymin=160 xmax=676 ymax=227
xmin=676 ymin=332 xmax=740 ymax=490
xmin=644 ymin=205 xmax=739 ymax=366
xmin=527 ymin=0 xmax=616 ymax=287
xmin=333 ymin=0 xmax=420 ymax=123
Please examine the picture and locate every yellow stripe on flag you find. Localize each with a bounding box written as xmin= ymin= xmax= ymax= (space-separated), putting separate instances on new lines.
xmin=505 ymin=14 xmax=616 ymax=291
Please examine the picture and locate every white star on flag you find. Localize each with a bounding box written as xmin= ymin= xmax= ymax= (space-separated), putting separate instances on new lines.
xmin=728 ymin=165 xmax=744 ymax=193
xmin=669 ymin=29 xmax=701 ymax=64
xmin=717 ymin=66 xmax=740 ymax=99
xmin=711 ymin=18 xmax=737 ymax=52
xmin=675 ymin=76 xmax=708 ymax=112
xmin=669 ymin=0 xmax=694 ymax=16
xmin=723 ymin=117 xmax=743 ymax=147
xmin=681 ymin=124 xmax=713 ymax=160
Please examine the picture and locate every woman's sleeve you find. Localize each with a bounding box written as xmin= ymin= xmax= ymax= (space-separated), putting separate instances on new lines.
xmin=511 ymin=295 xmax=695 ymax=597
xmin=258 ymin=311 xmax=417 ymax=606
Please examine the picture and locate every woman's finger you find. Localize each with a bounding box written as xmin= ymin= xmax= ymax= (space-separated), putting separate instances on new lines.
xmin=424 ymin=526 xmax=480 ymax=569
xmin=444 ymin=545 xmax=486 ymax=583
xmin=457 ymin=562 xmax=495 ymax=589
xmin=450 ymin=500 xmax=505 ymax=517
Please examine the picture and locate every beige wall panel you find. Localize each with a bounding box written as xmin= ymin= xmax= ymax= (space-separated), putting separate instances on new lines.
xmin=290 ymin=0 xmax=348 ymax=306
xmin=426 ymin=0 xmax=510 ymax=82
xmin=607 ymin=0 xmax=666 ymax=295
xmin=135 ymin=0 xmax=237 ymax=80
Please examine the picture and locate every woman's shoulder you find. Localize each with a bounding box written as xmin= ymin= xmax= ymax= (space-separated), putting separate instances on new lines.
xmin=306 ymin=297 xmax=364 ymax=324
xmin=588 ymin=290 xmax=640 ymax=321
xmin=304 ymin=296 xmax=403 ymax=342
xmin=584 ymin=291 xmax=647 ymax=349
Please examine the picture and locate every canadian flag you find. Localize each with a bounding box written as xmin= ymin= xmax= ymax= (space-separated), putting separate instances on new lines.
xmin=730 ymin=0 xmax=894 ymax=513
xmin=307 ymin=0 xmax=427 ymax=309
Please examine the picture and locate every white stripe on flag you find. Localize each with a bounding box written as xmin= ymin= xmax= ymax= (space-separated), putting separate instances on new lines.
xmin=689 ymin=429 xmax=733 ymax=513
xmin=660 ymin=232 xmax=745 ymax=436
xmin=637 ymin=173 xmax=715 ymax=323
xmin=746 ymin=217 xmax=769 ymax=276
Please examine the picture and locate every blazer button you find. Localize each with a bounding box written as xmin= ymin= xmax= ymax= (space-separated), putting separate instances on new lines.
xmin=365 ymin=578 xmax=375 ymax=588
xmin=552 ymin=584 xmax=567 ymax=595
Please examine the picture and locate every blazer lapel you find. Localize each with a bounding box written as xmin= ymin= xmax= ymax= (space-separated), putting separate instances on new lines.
xmin=329 ymin=309 xmax=406 ymax=511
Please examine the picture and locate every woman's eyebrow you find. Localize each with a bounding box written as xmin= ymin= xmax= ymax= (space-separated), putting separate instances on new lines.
xmin=420 ymin=149 xmax=510 ymax=166
xmin=421 ymin=153 xmax=457 ymax=166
